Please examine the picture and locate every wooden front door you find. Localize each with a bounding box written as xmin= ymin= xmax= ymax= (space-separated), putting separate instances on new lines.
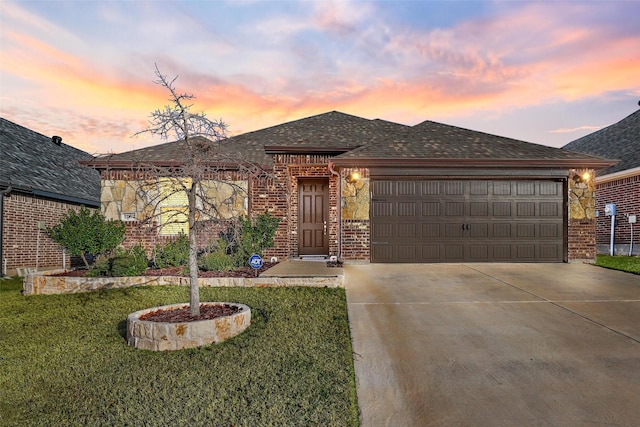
xmin=298 ymin=179 xmax=329 ymax=256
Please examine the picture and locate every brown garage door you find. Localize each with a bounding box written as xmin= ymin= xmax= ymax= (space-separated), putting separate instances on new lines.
xmin=370 ymin=179 xmax=565 ymax=263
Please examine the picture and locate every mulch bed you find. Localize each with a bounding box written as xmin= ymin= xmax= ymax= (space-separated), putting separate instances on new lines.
xmin=139 ymin=303 xmax=241 ymax=323
xmin=51 ymin=262 xmax=277 ymax=278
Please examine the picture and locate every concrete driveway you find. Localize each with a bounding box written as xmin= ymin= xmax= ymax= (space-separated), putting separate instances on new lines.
xmin=345 ymin=263 xmax=640 ymax=426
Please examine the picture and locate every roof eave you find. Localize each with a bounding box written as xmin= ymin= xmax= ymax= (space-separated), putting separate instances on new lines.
xmin=331 ymin=157 xmax=617 ymax=169
xmin=263 ymin=145 xmax=357 ymax=155
xmin=80 ymin=159 xmax=272 ymax=171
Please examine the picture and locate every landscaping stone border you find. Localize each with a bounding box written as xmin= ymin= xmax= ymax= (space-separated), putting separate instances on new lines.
xmin=127 ymin=302 xmax=251 ymax=351
xmin=23 ymin=271 xmax=343 ymax=295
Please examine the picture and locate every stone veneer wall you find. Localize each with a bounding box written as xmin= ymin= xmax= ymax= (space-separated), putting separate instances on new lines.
xmin=23 ymin=270 xmax=343 ymax=295
xmin=567 ymin=170 xmax=597 ymax=261
xmin=340 ymin=168 xmax=370 ymax=260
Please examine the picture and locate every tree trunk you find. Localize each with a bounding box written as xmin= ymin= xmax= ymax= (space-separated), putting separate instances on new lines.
xmin=80 ymin=253 xmax=90 ymax=270
xmin=188 ymin=184 xmax=200 ymax=317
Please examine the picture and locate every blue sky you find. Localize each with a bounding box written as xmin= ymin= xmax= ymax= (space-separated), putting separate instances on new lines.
xmin=1 ymin=0 xmax=639 ymax=154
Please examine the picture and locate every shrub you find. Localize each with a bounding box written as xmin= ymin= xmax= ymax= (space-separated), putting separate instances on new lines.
xmin=46 ymin=207 xmax=125 ymax=269
xmin=153 ymin=234 xmax=189 ymax=268
xmin=199 ymin=239 xmax=235 ymax=272
xmin=233 ymin=212 xmax=280 ymax=267
xmin=87 ymin=245 xmax=148 ymax=277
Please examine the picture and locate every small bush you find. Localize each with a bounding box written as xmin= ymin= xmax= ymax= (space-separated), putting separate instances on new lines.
xmin=233 ymin=212 xmax=280 ymax=267
xmin=153 ymin=234 xmax=189 ymax=268
xmin=110 ymin=245 xmax=148 ymax=277
xmin=87 ymin=245 xmax=148 ymax=277
xmin=86 ymin=255 xmax=111 ymax=277
xmin=199 ymin=239 xmax=235 ymax=272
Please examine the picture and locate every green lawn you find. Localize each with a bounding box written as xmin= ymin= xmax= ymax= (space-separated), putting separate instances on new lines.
xmin=0 ymin=278 xmax=359 ymax=426
xmin=596 ymin=255 xmax=640 ymax=275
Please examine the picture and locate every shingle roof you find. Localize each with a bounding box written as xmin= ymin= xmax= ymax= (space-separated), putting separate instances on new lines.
xmin=89 ymin=111 xmax=614 ymax=171
xmin=562 ymin=109 xmax=639 ymax=176
xmin=90 ymin=112 xmax=398 ymax=167
xmin=0 ymin=117 xmax=100 ymax=205
xmin=333 ymin=117 xmax=612 ymax=168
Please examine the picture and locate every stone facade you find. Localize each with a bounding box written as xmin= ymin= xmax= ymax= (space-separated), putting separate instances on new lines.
xmin=567 ymin=169 xmax=598 ymax=262
xmin=23 ymin=270 xmax=343 ymax=295
xmin=126 ymin=302 xmax=251 ymax=351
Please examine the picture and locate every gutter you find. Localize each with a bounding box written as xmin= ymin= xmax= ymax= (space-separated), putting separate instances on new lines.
xmin=0 ymin=186 xmax=12 ymax=277
xmin=328 ymin=162 xmax=342 ymax=260
xmin=595 ymin=166 xmax=640 ymax=184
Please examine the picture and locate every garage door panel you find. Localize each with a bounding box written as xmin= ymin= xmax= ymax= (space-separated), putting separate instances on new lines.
xmin=371 ymin=179 xmax=565 ymax=263
xmin=398 ymin=223 xmax=416 ymax=238
xmin=492 ymin=223 xmax=512 ymax=238
xmin=493 ymin=202 xmax=512 ymax=216
xmin=446 ymin=202 xmax=465 ymax=216
xmin=372 ymin=201 xmax=393 ymax=216
xmin=445 ymin=244 xmax=465 ymax=260
xmin=469 ymin=244 xmax=489 ymax=260
xmin=469 ymin=223 xmax=488 ymax=238
xmin=445 ymin=223 xmax=464 ymax=238
xmin=470 ymin=202 xmax=489 ymax=216
xmin=422 ymin=244 xmax=440 ymax=260
xmin=540 ymin=223 xmax=560 ymax=238
xmin=372 ymin=223 xmax=393 ymax=238
xmin=421 ymin=202 xmax=440 ymax=216
xmin=422 ymin=223 xmax=440 ymax=238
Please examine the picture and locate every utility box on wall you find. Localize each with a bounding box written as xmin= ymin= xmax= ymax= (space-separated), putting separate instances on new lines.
xmin=604 ymin=203 xmax=616 ymax=216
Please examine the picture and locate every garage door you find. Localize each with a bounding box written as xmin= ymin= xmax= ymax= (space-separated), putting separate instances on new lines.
xmin=370 ymin=179 xmax=565 ymax=263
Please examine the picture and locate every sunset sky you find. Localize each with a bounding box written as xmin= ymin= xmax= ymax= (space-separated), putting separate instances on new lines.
xmin=1 ymin=0 xmax=639 ymax=155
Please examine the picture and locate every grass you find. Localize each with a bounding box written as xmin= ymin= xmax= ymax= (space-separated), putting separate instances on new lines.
xmin=0 ymin=277 xmax=359 ymax=426
xmin=596 ymin=255 xmax=640 ymax=275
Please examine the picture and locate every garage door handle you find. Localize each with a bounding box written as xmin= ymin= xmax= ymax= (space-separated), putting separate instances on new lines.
xmin=462 ymin=223 xmax=470 ymax=231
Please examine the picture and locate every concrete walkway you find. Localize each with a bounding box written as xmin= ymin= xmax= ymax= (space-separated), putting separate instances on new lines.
xmin=260 ymin=259 xmax=343 ymax=278
xmin=345 ymin=263 xmax=640 ymax=426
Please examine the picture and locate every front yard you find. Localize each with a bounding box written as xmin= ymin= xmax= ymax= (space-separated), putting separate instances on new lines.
xmin=596 ymin=255 xmax=640 ymax=274
xmin=0 ymin=277 xmax=359 ymax=426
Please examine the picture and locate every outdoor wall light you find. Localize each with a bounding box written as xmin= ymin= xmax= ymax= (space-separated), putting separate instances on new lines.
xmin=346 ymin=171 xmax=361 ymax=183
xmin=572 ymin=170 xmax=592 ymax=184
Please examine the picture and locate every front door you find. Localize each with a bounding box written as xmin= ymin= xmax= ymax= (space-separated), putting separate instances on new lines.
xmin=298 ymin=179 xmax=329 ymax=256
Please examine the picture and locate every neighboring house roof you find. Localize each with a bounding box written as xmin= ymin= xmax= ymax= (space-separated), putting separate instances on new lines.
xmin=0 ymin=117 xmax=101 ymax=206
xmin=85 ymin=111 xmax=614 ymax=171
xmin=562 ymin=109 xmax=639 ymax=176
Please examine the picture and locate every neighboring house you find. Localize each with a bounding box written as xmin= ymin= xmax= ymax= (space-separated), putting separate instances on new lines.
xmin=0 ymin=118 xmax=101 ymax=275
xmin=563 ymin=109 xmax=639 ymax=256
xmin=85 ymin=111 xmax=612 ymax=264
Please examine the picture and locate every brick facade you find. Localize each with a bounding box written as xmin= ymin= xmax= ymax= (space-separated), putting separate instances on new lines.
xmin=106 ymin=163 xmax=600 ymax=264
xmin=567 ymin=218 xmax=597 ymax=261
xmin=595 ymin=173 xmax=640 ymax=255
xmin=1 ymin=193 xmax=86 ymax=275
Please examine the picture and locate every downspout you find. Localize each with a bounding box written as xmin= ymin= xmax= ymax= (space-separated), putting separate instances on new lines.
xmin=328 ymin=162 xmax=341 ymax=260
xmin=0 ymin=186 xmax=12 ymax=277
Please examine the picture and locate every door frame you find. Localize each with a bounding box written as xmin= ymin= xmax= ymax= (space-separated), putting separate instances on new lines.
xmin=297 ymin=178 xmax=330 ymax=256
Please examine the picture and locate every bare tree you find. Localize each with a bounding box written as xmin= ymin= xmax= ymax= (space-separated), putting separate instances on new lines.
xmin=135 ymin=65 xmax=264 ymax=316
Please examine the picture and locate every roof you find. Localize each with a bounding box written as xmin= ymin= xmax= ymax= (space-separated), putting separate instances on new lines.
xmin=0 ymin=117 xmax=101 ymax=206
xmin=333 ymin=119 xmax=611 ymax=168
xmin=87 ymin=111 xmax=614 ymax=171
xmin=563 ymin=109 xmax=639 ymax=176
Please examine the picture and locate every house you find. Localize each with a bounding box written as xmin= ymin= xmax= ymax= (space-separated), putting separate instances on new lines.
xmin=563 ymin=109 xmax=639 ymax=256
xmin=0 ymin=118 xmax=101 ymax=275
xmin=85 ymin=111 xmax=613 ymax=264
